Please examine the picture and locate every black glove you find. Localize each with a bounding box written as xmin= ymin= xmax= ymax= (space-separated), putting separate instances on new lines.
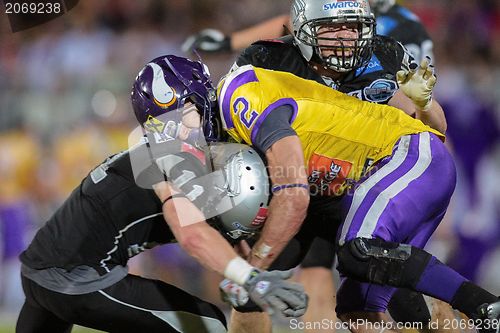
xmin=243 ymin=269 xmax=308 ymax=317
xmin=182 ymin=29 xmax=231 ymax=54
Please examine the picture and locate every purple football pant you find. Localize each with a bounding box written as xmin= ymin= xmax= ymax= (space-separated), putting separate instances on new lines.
xmin=336 ymin=132 xmax=459 ymax=314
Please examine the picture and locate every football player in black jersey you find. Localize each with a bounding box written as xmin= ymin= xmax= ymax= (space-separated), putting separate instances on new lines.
xmin=15 ymin=55 xmax=308 ymax=333
xmin=212 ymin=1 xmax=448 ymax=333
xmin=182 ymin=0 xmax=433 ymax=64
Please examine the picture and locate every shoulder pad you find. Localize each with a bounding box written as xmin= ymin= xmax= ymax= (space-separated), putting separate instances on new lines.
xmin=237 ymin=35 xmax=299 ymax=69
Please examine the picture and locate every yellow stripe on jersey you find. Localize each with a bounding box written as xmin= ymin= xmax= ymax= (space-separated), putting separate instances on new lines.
xmin=217 ymin=65 xmax=444 ymax=195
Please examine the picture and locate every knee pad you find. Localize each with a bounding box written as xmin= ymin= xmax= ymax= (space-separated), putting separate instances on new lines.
xmin=337 ymin=238 xmax=432 ymax=288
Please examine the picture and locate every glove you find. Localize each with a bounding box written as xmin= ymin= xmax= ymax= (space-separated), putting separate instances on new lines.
xmin=243 ymin=269 xmax=308 ymax=317
xmin=396 ymin=56 xmax=436 ymax=111
xmin=181 ymin=29 xmax=231 ymax=54
xmin=219 ymin=278 xmax=250 ymax=307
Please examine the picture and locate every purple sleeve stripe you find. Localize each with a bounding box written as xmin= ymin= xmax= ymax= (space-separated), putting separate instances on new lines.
xmin=221 ymin=69 xmax=259 ymax=129
xmin=250 ymin=98 xmax=298 ymax=143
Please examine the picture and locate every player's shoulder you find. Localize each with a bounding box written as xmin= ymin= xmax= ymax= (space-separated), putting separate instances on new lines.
xmin=237 ymin=35 xmax=302 ymax=69
xmin=102 ymin=149 xmax=133 ymax=178
xmin=82 ymin=149 xmax=136 ymax=194
xmin=219 ymin=64 xmax=258 ymax=95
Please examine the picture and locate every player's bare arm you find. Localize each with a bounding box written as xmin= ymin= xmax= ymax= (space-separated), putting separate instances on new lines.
xmin=389 ymin=90 xmax=447 ymax=134
xmin=248 ymin=135 xmax=310 ymax=270
xmin=393 ymin=57 xmax=447 ymax=134
xmin=153 ymin=181 xmax=237 ymax=274
xmin=231 ymin=14 xmax=291 ymax=50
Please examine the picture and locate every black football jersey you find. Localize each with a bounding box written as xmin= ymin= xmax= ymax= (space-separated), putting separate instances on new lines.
xmin=236 ymin=34 xmax=411 ymax=104
xmin=21 ymin=148 xmax=174 ymax=275
xmin=376 ymin=4 xmax=433 ymax=62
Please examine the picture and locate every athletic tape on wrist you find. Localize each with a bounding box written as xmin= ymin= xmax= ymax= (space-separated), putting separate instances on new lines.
xmin=224 ymin=257 xmax=255 ymax=286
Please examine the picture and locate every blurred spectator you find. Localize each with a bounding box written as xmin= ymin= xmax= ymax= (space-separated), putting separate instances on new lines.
xmin=0 ymin=126 xmax=40 ymax=312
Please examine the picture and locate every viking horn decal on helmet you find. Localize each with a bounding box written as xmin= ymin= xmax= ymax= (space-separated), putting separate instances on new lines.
xmin=148 ymin=63 xmax=177 ymax=108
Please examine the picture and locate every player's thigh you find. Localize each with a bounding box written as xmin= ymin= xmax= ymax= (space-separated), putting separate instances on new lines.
xmin=21 ymin=274 xmax=227 ymax=333
xmin=81 ymin=274 xmax=227 ymax=332
xmin=298 ymin=195 xmax=341 ymax=269
xmin=301 ymin=236 xmax=336 ymax=268
xmin=336 ymin=276 xmax=396 ymax=315
xmin=16 ymin=300 xmax=72 ymax=333
xmin=268 ymin=223 xmax=335 ymax=270
xmin=338 ymin=133 xmax=455 ymax=246
xmin=268 ymin=195 xmax=341 ymax=271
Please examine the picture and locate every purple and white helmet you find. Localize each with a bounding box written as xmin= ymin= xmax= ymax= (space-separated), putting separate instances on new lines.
xmin=131 ymin=55 xmax=222 ymax=142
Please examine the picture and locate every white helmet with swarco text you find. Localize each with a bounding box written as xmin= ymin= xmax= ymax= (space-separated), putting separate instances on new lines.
xmin=291 ymin=0 xmax=376 ymax=72
xmin=208 ymin=143 xmax=270 ymax=241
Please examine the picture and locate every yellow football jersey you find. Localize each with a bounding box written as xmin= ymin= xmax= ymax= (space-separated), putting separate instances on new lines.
xmin=217 ymin=65 xmax=444 ymax=196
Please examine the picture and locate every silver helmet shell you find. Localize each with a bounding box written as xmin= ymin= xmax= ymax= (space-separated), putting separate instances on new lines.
xmin=291 ymin=0 xmax=376 ymax=72
xmin=209 ymin=143 xmax=270 ymax=241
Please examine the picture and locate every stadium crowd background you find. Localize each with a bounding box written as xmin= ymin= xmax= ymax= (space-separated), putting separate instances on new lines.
xmin=0 ymin=0 xmax=499 ymax=328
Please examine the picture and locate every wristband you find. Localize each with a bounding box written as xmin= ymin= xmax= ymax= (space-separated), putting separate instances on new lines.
xmin=224 ymin=257 xmax=256 ymax=285
xmin=162 ymin=193 xmax=186 ymax=206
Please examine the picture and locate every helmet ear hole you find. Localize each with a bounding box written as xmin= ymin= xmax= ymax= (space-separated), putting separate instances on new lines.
xmin=250 ymin=186 xmax=255 ymax=190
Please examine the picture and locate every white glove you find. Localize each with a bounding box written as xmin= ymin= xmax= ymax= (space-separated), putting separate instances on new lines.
xmin=396 ymin=56 xmax=436 ymax=111
xmin=219 ymin=278 xmax=250 ymax=307
xmin=181 ymin=29 xmax=231 ymax=54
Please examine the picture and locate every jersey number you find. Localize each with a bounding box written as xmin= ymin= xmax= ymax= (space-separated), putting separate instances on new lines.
xmin=234 ymin=97 xmax=258 ymax=129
